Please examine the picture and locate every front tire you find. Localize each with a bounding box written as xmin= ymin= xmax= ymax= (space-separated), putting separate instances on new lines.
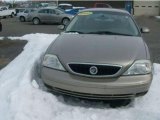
xmin=19 ymin=16 xmax=25 ymax=22
xmin=33 ymin=18 xmax=40 ymax=25
xmin=62 ymin=18 xmax=70 ymax=26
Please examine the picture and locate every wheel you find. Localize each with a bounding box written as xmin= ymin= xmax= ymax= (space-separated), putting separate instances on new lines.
xmin=19 ymin=16 xmax=25 ymax=22
xmin=33 ymin=18 xmax=40 ymax=25
xmin=10 ymin=12 xmax=15 ymax=18
xmin=62 ymin=18 xmax=70 ymax=25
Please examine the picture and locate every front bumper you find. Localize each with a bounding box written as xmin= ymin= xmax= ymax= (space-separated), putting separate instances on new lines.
xmin=41 ymin=67 xmax=152 ymax=99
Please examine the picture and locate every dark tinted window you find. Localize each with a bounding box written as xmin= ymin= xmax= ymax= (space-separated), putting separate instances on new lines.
xmin=31 ymin=9 xmax=36 ymax=12
xmin=49 ymin=9 xmax=56 ymax=14
xmin=96 ymin=4 xmax=111 ymax=8
xmin=55 ymin=8 xmax=65 ymax=14
xmin=2 ymin=7 xmax=7 ymax=10
xmin=24 ymin=10 xmax=29 ymax=13
xmin=38 ymin=9 xmax=49 ymax=14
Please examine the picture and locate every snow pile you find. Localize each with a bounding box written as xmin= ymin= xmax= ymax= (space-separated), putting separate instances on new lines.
xmin=0 ymin=37 xmax=4 ymax=40
xmin=155 ymin=16 xmax=160 ymax=19
xmin=0 ymin=33 xmax=160 ymax=120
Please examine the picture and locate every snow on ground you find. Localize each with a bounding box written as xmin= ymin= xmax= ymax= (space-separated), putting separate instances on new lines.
xmin=0 ymin=33 xmax=160 ymax=120
xmin=0 ymin=37 xmax=4 ymax=40
xmin=155 ymin=16 xmax=160 ymax=19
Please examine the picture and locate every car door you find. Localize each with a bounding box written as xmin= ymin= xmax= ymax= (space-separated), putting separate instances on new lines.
xmin=37 ymin=9 xmax=50 ymax=22
xmin=23 ymin=9 xmax=29 ymax=18
xmin=48 ymin=9 xmax=62 ymax=23
xmin=54 ymin=9 xmax=65 ymax=23
xmin=48 ymin=9 xmax=57 ymax=23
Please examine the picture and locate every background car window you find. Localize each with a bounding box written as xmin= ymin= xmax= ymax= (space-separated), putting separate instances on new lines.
xmin=31 ymin=10 xmax=34 ymax=12
xmin=55 ymin=8 xmax=64 ymax=14
xmin=24 ymin=10 xmax=29 ymax=13
xmin=38 ymin=9 xmax=49 ymax=14
xmin=2 ymin=7 xmax=7 ymax=10
xmin=49 ymin=9 xmax=56 ymax=14
xmin=31 ymin=10 xmax=36 ymax=12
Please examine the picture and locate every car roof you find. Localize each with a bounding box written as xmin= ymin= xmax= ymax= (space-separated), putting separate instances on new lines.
xmin=80 ymin=8 xmax=129 ymax=14
xmin=59 ymin=3 xmax=72 ymax=6
xmin=38 ymin=7 xmax=57 ymax=10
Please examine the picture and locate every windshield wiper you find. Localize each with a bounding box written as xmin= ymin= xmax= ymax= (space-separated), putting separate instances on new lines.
xmin=65 ymin=31 xmax=85 ymax=34
xmin=86 ymin=31 xmax=134 ymax=36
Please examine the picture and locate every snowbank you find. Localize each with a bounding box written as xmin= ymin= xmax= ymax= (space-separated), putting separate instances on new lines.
xmin=0 ymin=37 xmax=4 ymax=40
xmin=155 ymin=16 xmax=160 ymax=19
xmin=0 ymin=33 xmax=160 ymax=120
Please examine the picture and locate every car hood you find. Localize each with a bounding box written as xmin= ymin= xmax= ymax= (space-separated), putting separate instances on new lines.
xmin=47 ymin=33 xmax=147 ymax=68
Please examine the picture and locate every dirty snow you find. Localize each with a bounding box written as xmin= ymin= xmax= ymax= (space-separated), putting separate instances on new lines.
xmin=155 ymin=16 xmax=160 ymax=19
xmin=0 ymin=33 xmax=160 ymax=120
xmin=0 ymin=37 xmax=4 ymax=40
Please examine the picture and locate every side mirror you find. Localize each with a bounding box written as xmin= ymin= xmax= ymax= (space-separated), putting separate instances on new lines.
xmin=141 ymin=27 xmax=150 ymax=33
xmin=58 ymin=25 xmax=65 ymax=30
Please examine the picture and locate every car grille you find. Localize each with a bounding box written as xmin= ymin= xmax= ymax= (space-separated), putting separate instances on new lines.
xmin=68 ymin=63 xmax=122 ymax=77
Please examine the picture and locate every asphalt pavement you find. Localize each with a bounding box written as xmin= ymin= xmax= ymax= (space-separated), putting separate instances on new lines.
xmin=0 ymin=17 xmax=61 ymax=37
xmin=136 ymin=16 xmax=160 ymax=63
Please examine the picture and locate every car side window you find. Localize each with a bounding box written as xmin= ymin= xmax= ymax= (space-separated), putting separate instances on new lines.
xmin=58 ymin=6 xmax=64 ymax=10
xmin=55 ymin=9 xmax=64 ymax=14
xmin=2 ymin=7 xmax=7 ymax=10
xmin=49 ymin=9 xmax=56 ymax=14
xmin=24 ymin=10 xmax=29 ymax=13
xmin=38 ymin=9 xmax=49 ymax=14
xmin=31 ymin=10 xmax=35 ymax=12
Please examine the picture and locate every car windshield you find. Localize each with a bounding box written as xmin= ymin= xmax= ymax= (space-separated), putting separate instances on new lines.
xmin=66 ymin=11 xmax=140 ymax=36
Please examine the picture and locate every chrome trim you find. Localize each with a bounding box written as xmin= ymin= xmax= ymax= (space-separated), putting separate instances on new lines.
xmin=89 ymin=66 xmax=98 ymax=75
xmin=67 ymin=62 xmax=123 ymax=78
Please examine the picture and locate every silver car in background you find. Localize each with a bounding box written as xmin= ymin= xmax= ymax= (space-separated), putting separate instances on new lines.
xmin=40 ymin=8 xmax=153 ymax=100
xmin=17 ymin=8 xmax=37 ymax=22
xmin=28 ymin=7 xmax=74 ymax=25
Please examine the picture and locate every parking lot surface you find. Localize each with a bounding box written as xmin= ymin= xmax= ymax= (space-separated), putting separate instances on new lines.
xmin=136 ymin=16 xmax=160 ymax=63
xmin=0 ymin=40 xmax=27 ymax=69
xmin=0 ymin=17 xmax=61 ymax=37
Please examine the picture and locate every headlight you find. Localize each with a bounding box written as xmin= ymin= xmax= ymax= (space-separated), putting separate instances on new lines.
xmin=42 ymin=54 xmax=66 ymax=71
xmin=123 ymin=60 xmax=152 ymax=75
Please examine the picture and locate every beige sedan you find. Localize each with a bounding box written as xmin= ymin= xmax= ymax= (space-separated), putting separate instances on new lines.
xmin=40 ymin=8 xmax=153 ymax=100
